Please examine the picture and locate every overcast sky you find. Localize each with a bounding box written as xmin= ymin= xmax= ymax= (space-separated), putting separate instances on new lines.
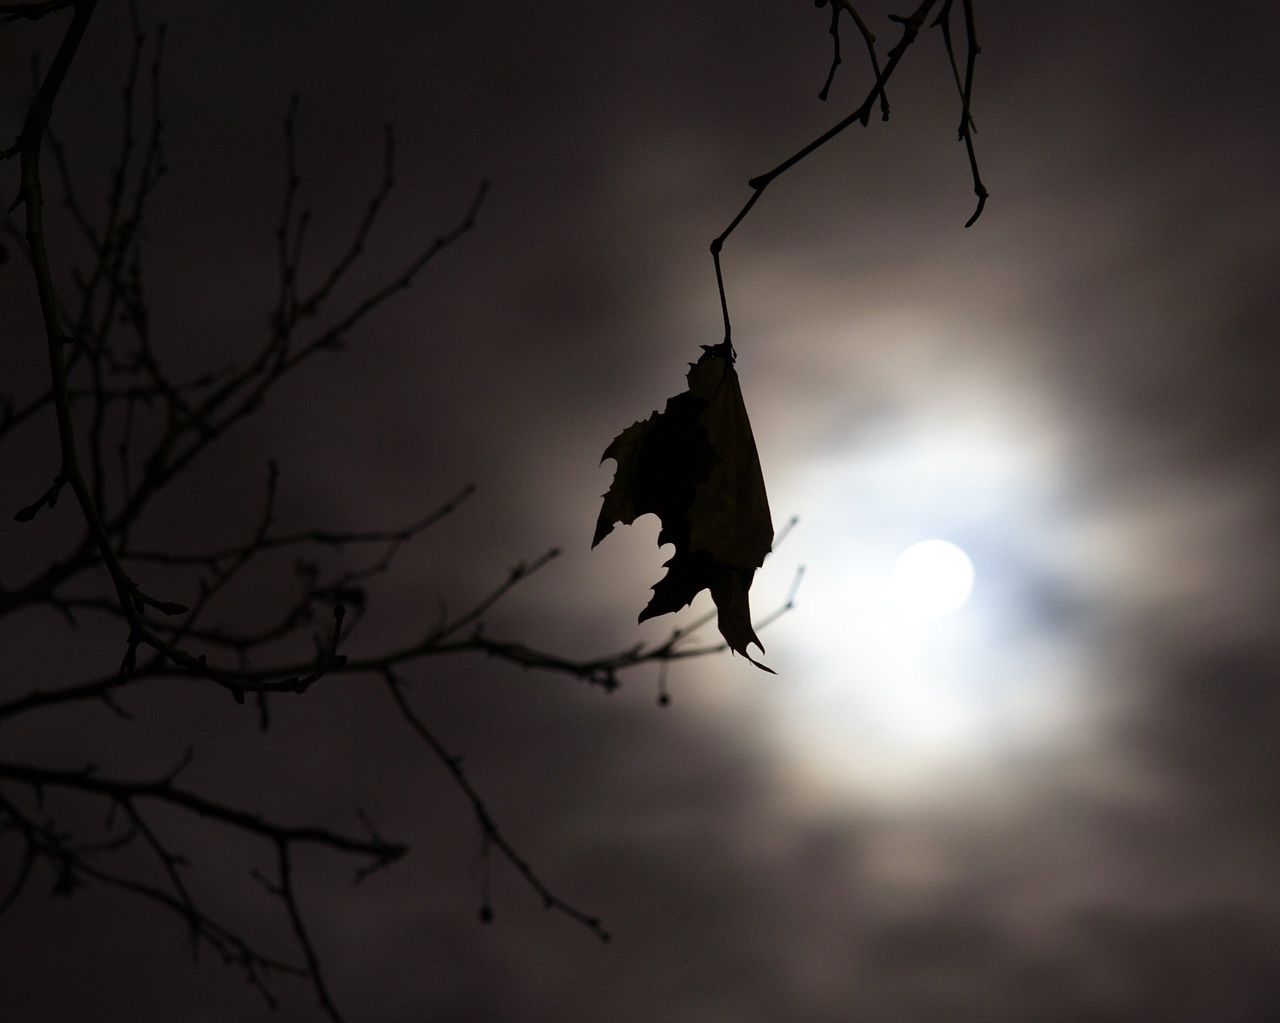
xmin=3 ymin=2 xmax=1280 ymax=1021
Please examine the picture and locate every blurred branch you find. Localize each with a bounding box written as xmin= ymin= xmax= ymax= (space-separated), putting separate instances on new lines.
xmin=0 ymin=551 xmax=804 ymax=720
xmin=0 ymin=760 xmax=404 ymax=860
xmin=0 ymin=1 xmax=78 ymax=23
xmin=385 ymin=674 xmax=612 ymax=941
xmin=0 ymin=0 xmax=848 ymax=1017
xmin=0 ymin=757 xmax=401 ymax=1021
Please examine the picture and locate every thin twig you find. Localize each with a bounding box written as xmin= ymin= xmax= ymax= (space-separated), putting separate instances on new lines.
xmin=713 ymin=0 xmax=987 ymax=350
xmin=384 ymin=674 xmax=611 ymax=942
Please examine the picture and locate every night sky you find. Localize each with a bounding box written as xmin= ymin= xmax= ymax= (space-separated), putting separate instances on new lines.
xmin=4 ymin=2 xmax=1280 ymax=1020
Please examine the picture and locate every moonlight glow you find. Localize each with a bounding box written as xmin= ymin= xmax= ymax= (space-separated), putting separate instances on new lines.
xmin=763 ymin=398 xmax=1093 ymax=795
xmin=889 ymin=539 xmax=975 ymax=619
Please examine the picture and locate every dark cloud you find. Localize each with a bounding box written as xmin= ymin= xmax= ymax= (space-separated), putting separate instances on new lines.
xmin=3 ymin=2 xmax=1280 ymax=1021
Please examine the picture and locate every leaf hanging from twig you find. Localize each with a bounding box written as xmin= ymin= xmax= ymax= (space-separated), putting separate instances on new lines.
xmin=593 ymin=343 xmax=775 ymax=672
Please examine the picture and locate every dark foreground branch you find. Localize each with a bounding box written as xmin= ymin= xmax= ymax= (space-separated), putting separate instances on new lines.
xmin=0 ymin=757 xmax=403 ymax=1020
xmin=711 ymin=0 xmax=986 ymax=350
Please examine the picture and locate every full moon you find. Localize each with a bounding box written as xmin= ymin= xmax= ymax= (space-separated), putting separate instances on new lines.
xmin=890 ymin=539 xmax=975 ymax=619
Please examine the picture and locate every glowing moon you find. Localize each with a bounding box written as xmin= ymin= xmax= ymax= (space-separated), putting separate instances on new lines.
xmin=890 ymin=540 xmax=975 ymax=619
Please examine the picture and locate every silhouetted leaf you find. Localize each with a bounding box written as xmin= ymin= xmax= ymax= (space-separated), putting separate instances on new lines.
xmin=594 ymin=343 xmax=774 ymax=671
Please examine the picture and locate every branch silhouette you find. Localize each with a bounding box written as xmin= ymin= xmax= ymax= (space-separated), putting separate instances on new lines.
xmin=711 ymin=0 xmax=986 ymax=352
xmin=0 ymin=1 xmax=985 ymax=1019
xmin=0 ymin=3 xmax=803 ymax=1018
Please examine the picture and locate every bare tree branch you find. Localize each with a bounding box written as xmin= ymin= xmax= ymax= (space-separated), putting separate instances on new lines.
xmin=0 ymin=1 xmax=78 ymax=24
xmin=385 ymin=673 xmax=612 ymax=942
xmin=0 ymin=2 xmax=981 ymax=1016
xmin=711 ymin=0 xmax=988 ymax=352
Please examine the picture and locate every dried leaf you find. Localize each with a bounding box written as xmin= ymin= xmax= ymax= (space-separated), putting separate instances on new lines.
xmin=593 ymin=343 xmax=775 ymax=672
